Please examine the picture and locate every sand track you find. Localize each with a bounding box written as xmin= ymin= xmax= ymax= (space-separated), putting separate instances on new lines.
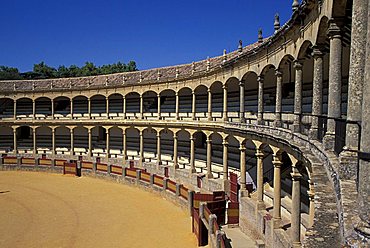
xmin=0 ymin=171 xmax=197 ymax=248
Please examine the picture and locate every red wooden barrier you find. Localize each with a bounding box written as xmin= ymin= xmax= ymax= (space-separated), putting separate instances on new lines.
xmin=3 ymin=156 xmax=17 ymax=165
xmin=110 ymin=165 xmax=122 ymax=175
xmin=167 ymin=180 xmax=177 ymax=193
xmin=125 ymin=167 xmax=136 ymax=178
xmin=63 ymin=162 xmax=77 ymax=176
xmin=227 ymin=202 xmax=239 ymax=224
xmin=153 ymin=175 xmax=164 ymax=187
xmin=140 ymin=171 xmax=151 ymax=183
xmin=81 ymin=161 xmax=93 ymax=170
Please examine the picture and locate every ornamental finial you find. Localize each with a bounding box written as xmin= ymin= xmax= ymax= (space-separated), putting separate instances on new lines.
xmin=238 ymin=40 xmax=243 ymax=53
xmin=274 ymin=13 xmax=280 ymax=33
xmin=258 ymin=28 xmax=263 ymax=43
xmin=292 ymin=0 xmax=299 ymax=11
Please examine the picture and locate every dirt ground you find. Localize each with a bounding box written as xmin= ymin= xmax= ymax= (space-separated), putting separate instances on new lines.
xmin=0 ymin=171 xmax=197 ymax=248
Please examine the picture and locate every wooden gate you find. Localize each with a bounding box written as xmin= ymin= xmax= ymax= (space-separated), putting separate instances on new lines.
xmin=207 ymin=200 xmax=226 ymax=225
xmin=192 ymin=208 xmax=208 ymax=246
xmin=63 ymin=162 xmax=77 ymax=176
xmin=228 ymin=172 xmax=239 ymax=224
xmin=229 ymin=172 xmax=239 ymax=202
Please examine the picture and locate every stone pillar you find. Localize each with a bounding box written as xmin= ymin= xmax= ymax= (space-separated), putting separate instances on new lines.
xmin=13 ymin=127 xmax=17 ymax=154
xmin=32 ymin=99 xmax=35 ymax=119
xmin=323 ymin=20 xmax=343 ymax=151
xmin=222 ymin=139 xmax=228 ymax=180
xmin=123 ymin=96 xmax=126 ymax=119
xmin=308 ymin=180 xmax=315 ymax=228
xmin=70 ymin=128 xmax=74 ymax=156
xmin=340 ymin=0 xmax=369 ymax=180
xmin=106 ymin=128 xmax=110 ymax=158
xmin=240 ymin=81 xmax=245 ymax=123
xmin=272 ymin=153 xmax=282 ymax=228
xmin=88 ymin=97 xmax=91 ymax=119
xmin=52 ymin=128 xmax=55 ymax=156
xmin=139 ymin=95 xmax=144 ymax=119
xmin=207 ymin=88 xmax=212 ymax=121
xmin=13 ymin=100 xmax=17 ymax=119
xmin=51 ymin=99 xmax=54 ymax=119
xmin=239 ymin=143 xmax=246 ymax=192
xmin=291 ymin=166 xmax=302 ymax=247
xmin=190 ymin=135 xmax=196 ymax=173
xmin=173 ymin=134 xmax=179 ymax=169
xmin=106 ymin=97 xmax=109 ymax=119
xmin=157 ymin=133 xmax=162 ymax=166
xmin=257 ymin=76 xmax=264 ymax=125
xmin=293 ymin=60 xmax=303 ymax=133
xmin=310 ymin=47 xmax=324 ymax=140
xmin=70 ymin=99 xmax=73 ymax=119
xmin=356 ymin=2 xmax=370 ymax=238
xmin=157 ymin=94 xmax=161 ymax=120
xmin=139 ymin=130 xmax=144 ymax=167
xmin=206 ymin=137 xmax=213 ymax=178
xmin=88 ymin=128 xmax=92 ymax=157
xmin=223 ymin=84 xmax=228 ymax=121
xmin=192 ymin=90 xmax=196 ymax=120
xmin=122 ymin=130 xmax=127 ymax=165
xmin=175 ymin=92 xmax=179 ymax=120
xmin=33 ymin=127 xmax=37 ymax=156
xmin=256 ymin=148 xmax=265 ymax=210
xmin=275 ymin=70 xmax=283 ymax=127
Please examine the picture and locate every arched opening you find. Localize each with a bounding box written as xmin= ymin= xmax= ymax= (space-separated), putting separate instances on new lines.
xmin=109 ymin=127 xmax=123 ymax=158
xmin=260 ymin=65 xmax=277 ymax=125
xmin=210 ymin=81 xmax=223 ymax=120
xmin=16 ymin=126 xmax=33 ymax=153
xmin=160 ymin=89 xmax=176 ymax=119
xmin=142 ymin=91 xmax=157 ymax=119
xmin=160 ymin=129 xmax=174 ymax=166
xmin=178 ymin=87 xmax=192 ymax=119
xmin=91 ymin=126 xmax=107 ymax=157
xmin=226 ymin=77 xmax=240 ymax=121
xmin=90 ymin=94 xmax=106 ymax=118
xmin=36 ymin=126 xmax=52 ymax=154
xmin=125 ymin=92 xmax=140 ymax=119
xmin=126 ymin=127 xmax=140 ymax=161
xmin=193 ymin=131 xmax=207 ymax=172
xmin=108 ymin=94 xmax=123 ymax=118
xmin=177 ymin=130 xmax=190 ymax=168
xmin=16 ymin=98 xmax=33 ymax=118
xmin=73 ymin=96 xmax=88 ymax=118
xmin=194 ymin=85 xmax=208 ymax=120
xmin=143 ymin=128 xmax=156 ymax=162
xmin=54 ymin=96 xmax=70 ymax=118
xmin=0 ymin=98 xmax=14 ymax=118
xmin=241 ymin=72 xmax=258 ymax=122
xmin=0 ymin=126 xmax=13 ymax=152
xmin=73 ymin=126 xmax=88 ymax=156
xmin=35 ymin=97 xmax=51 ymax=118
xmin=210 ymin=132 xmax=223 ymax=177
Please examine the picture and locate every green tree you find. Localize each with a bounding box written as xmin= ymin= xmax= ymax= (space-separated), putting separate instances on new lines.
xmin=33 ymin=62 xmax=57 ymax=79
xmin=0 ymin=66 xmax=22 ymax=80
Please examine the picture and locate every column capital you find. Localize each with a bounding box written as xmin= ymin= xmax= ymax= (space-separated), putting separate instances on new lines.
xmin=293 ymin=60 xmax=303 ymax=69
xmin=207 ymin=88 xmax=211 ymax=93
xmin=311 ymin=45 xmax=325 ymax=58
xmin=256 ymin=150 xmax=264 ymax=159
xmin=239 ymin=144 xmax=246 ymax=151
xmin=173 ymin=134 xmax=178 ymax=139
xmin=327 ymin=19 xmax=343 ymax=39
xmin=191 ymin=90 xmax=195 ymax=95
xmin=206 ymin=138 xmax=212 ymax=143
xmin=291 ymin=166 xmax=302 ymax=180
xmin=222 ymin=141 xmax=229 ymax=146
xmin=239 ymin=80 xmax=245 ymax=87
xmin=275 ymin=70 xmax=283 ymax=77
xmin=222 ymin=84 xmax=227 ymax=90
xmin=257 ymin=76 xmax=264 ymax=82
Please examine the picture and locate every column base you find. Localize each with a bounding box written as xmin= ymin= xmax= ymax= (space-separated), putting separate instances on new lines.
xmin=309 ymin=127 xmax=319 ymax=140
xmin=339 ymin=149 xmax=358 ymax=179
xmin=323 ymin=132 xmax=336 ymax=151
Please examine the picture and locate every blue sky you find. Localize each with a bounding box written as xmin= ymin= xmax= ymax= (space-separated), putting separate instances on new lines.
xmin=0 ymin=0 xmax=293 ymax=72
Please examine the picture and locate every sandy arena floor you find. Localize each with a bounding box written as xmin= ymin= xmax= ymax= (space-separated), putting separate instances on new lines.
xmin=0 ymin=171 xmax=197 ymax=248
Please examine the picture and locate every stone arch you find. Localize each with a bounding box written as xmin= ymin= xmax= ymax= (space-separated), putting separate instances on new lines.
xmin=73 ymin=126 xmax=88 ymax=154
xmin=225 ymin=77 xmax=240 ymax=114
xmin=0 ymin=126 xmax=13 ymax=152
xmin=177 ymin=129 xmax=191 ymax=167
xmin=108 ymin=93 xmax=123 ymax=114
xmin=35 ymin=97 xmax=51 ymax=116
xmin=73 ymin=95 xmax=88 ymax=115
xmin=125 ymin=92 xmax=140 ymax=115
xmin=54 ymin=96 xmax=70 ymax=117
xmin=16 ymin=97 xmax=33 ymax=117
xmin=142 ymin=127 xmax=157 ymax=161
xmin=178 ymin=87 xmax=192 ymax=115
xmin=126 ymin=127 xmax=140 ymax=159
xmin=278 ymin=54 xmax=296 ymax=115
xmin=16 ymin=126 xmax=33 ymax=152
xmin=55 ymin=126 xmax=70 ymax=151
xmin=90 ymin=94 xmax=106 ymax=114
xmin=242 ymin=71 xmax=259 ymax=115
xmin=194 ymin=85 xmax=208 ymax=116
xmin=260 ymin=65 xmax=277 ymax=118
xmin=210 ymin=81 xmax=223 ymax=118
xmin=226 ymin=134 xmax=240 ymax=172
xmin=160 ymin=89 xmax=176 ymax=114
xmin=35 ymin=126 xmax=52 ymax=153
xmin=109 ymin=126 xmax=123 ymax=156
xmin=142 ymin=90 xmax=157 ymax=114
xmin=0 ymin=97 xmax=14 ymax=118
xmin=210 ymin=132 xmax=223 ymax=174
xmin=160 ymin=128 xmax=174 ymax=165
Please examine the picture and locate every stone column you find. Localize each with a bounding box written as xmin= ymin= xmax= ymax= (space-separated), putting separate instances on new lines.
xmin=272 ymin=153 xmax=282 ymax=228
xmin=157 ymin=133 xmax=162 ymax=166
xmin=70 ymin=99 xmax=73 ymax=119
xmin=173 ymin=133 xmax=179 ymax=169
xmin=51 ymin=99 xmax=54 ymax=119
xmin=106 ymin=97 xmax=109 ymax=119
xmin=139 ymin=95 xmax=144 ymax=119
xmin=139 ymin=130 xmax=144 ymax=167
xmin=33 ymin=127 xmax=37 ymax=156
xmin=291 ymin=166 xmax=302 ymax=247
xmin=207 ymin=88 xmax=212 ymax=121
xmin=88 ymin=128 xmax=92 ymax=157
xmin=13 ymin=127 xmax=17 ymax=154
xmin=293 ymin=60 xmax=303 ymax=133
xmin=13 ymin=100 xmax=17 ymax=119
xmin=308 ymin=180 xmax=315 ymax=228
xmin=256 ymin=148 xmax=265 ymax=210
xmin=310 ymin=47 xmax=324 ymax=140
xmin=175 ymin=92 xmax=179 ymax=120
xmin=356 ymin=2 xmax=370 ymax=238
xmin=275 ymin=70 xmax=283 ymax=127
xmin=323 ymin=20 xmax=342 ymax=151
xmin=223 ymin=84 xmax=228 ymax=121
xmin=88 ymin=97 xmax=91 ymax=119
xmin=52 ymin=128 xmax=55 ymax=156
xmin=192 ymin=90 xmax=196 ymax=120
xmin=257 ymin=76 xmax=264 ymax=125
xmin=32 ymin=99 xmax=35 ymax=119
xmin=157 ymin=94 xmax=161 ymax=120
xmin=122 ymin=130 xmax=127 ymax=165
xmin=222 ymin=139 xmax=228 ymax=180
xmin=340 ymin=0 xmax=369 ymax=180
xmin=70 ymin=128 xmax=74 ymax=156
xmin=239 ymin=144 xmax=247 ymax=193
xmin=123 ymin=96 xmax=126 ymax=119
xmin=190 ymin=135 xmax=196 ymax=173
xmin=106 ymin=128 xmax=110 ymax=158
xmin=206 ymin=137 xmax=213 ymax=178
xmin=240 ymin=81 xmax=245 ymax=123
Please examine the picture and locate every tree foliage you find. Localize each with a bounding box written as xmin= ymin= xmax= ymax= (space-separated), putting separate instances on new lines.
xmin=0 ymin=61 xmax=138 ymax=80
